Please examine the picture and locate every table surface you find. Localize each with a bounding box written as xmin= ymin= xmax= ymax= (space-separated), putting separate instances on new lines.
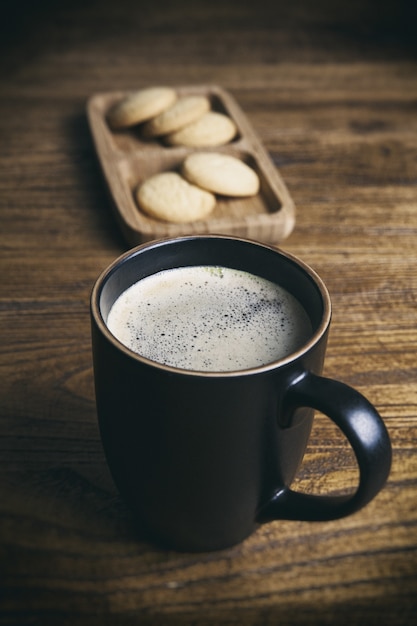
xmin=1 ymin=1 xmax=417 ymax=624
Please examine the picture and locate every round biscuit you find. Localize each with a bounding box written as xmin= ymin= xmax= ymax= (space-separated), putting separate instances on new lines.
xmin=182 ymin=152 xmax=260 ymax=197
xmin=142 ymin=96 xmax=210 ymax=137
xmin=107 ymin=87 xmax=177 ymax=129
xmin=165 ymin=111 xmax=237 ymax=147
xmin=136 ymin=172 xmax=216 ymax=223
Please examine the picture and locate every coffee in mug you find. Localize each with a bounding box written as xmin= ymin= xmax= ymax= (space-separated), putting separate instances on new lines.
xmin=91 ymin=235 xmax=391 ymax=552
xmin=106 ymin=266 xmax=312 ymax=372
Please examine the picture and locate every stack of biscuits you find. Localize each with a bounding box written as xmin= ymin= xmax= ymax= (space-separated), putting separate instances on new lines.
xmin=107 ymin=86 xmax=261 ymax=224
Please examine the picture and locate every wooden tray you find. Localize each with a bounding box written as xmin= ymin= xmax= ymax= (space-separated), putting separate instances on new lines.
xmin=87 ymin=85 xmax=295 ymax=246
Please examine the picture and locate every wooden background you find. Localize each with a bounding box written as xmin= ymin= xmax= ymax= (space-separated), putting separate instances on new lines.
xmin=1 ymin=0 xmax=417 ymax=624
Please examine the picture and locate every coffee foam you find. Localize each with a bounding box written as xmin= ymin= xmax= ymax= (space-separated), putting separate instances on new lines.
xmin=107 ymin=266 xmax=312 ymax=372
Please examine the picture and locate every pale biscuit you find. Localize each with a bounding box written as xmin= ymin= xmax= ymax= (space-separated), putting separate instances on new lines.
xmin=142 ymin=96 xmax=210 ymax=137
xmin=165 ymin=111 xmax=237 ymax=147
xmin=107 ymin=87 xmax=177 ymax=129
xmin=182 ymin=152 xmax=260 ymax=197
xmin=136 ymin=172 xmax=216 ymax=223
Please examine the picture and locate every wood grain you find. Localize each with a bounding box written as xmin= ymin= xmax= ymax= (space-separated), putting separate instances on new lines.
xmin=1 ymin=0 xmax=417 ymax=624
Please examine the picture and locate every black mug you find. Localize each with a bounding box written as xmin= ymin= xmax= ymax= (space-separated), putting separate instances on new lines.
xmin=90 ymin=235 xmax=391 ymax=552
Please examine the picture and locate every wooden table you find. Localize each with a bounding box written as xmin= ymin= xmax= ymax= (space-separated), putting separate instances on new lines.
xmin=1 ymin=1 xmax=417 ymax=624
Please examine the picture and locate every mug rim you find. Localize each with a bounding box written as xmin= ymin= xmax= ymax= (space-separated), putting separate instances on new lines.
xmin=91 ymin=234 xmax=332 ymax=378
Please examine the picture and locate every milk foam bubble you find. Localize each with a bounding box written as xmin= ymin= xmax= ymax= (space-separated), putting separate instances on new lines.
xmin=106 ymin=266 xmax=312 ymax=372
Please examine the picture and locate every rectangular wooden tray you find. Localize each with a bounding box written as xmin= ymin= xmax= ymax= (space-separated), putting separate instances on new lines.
xmin=87 ymin=85 xmax=295 ymax=246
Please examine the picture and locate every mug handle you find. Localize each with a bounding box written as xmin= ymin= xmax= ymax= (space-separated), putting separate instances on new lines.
xmin=258 ymin=372 xmax=392 ymax=522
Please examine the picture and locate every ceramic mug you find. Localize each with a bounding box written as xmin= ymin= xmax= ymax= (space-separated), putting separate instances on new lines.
xmin=90 ymin=235 xmax=391 ymax=552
